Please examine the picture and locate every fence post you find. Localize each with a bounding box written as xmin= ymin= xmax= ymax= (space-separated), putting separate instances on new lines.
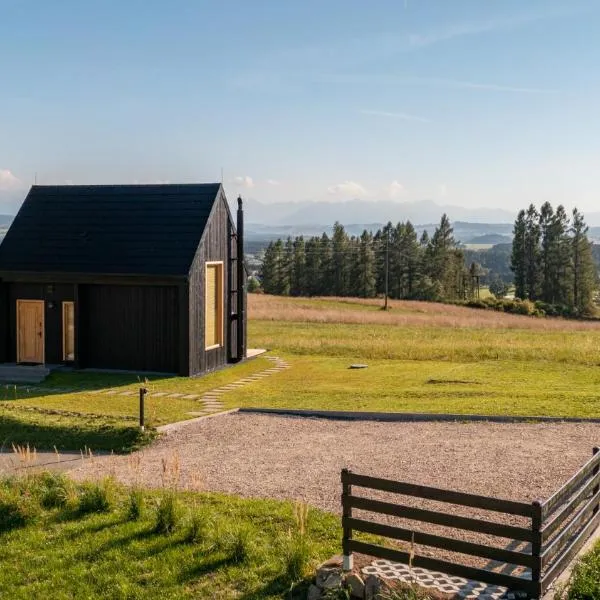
xmin=342 ymin=468 xmax=353 ymax=571
xmin=139 ymin=387 xmax=147 ymax=432
xmin=593 ymin=447 xmax=600 ymax=515
xmin=531 ymin=499 xmax=543 ymax=599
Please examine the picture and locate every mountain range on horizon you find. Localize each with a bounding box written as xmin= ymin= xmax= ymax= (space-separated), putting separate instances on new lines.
xmin=241 ymin=197 xmax=600 ymax=230
xmin=2 ymin=188 xmax=600 ymax=237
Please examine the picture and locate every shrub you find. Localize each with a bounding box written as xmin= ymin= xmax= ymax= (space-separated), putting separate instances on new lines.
xmin=37 ymin=472 xmax=73 ymax=509
xmin=489 ymin=277 xmax=509 ymax=299
xmin=154 ymin=491 xmax=181 ymax=534
xmin=0 ymin=487 xmax=40 ymax=531
xmin=223 ymin=522 xmax=254 ymax=563
xmin=465 ymin=299 xmax=487 ymax=310
xmin=77 ymin=478 xmax=116 ymax=515
xmin=185 ymin=510 xmax=210 ymax=544
xmin=125 ymin=488 xmax=144 ymax=521
xmin=281 ymin=532 xmax=312 ymax=582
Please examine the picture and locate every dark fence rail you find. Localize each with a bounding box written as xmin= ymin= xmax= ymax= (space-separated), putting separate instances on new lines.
xmin=341 ymin=447 xmax=600 ymax=598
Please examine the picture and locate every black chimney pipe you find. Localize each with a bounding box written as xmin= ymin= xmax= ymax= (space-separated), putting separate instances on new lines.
xmin=236 ymin=195 xmax=246 ymax=361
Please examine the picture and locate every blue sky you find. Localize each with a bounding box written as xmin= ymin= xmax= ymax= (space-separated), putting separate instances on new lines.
xmin=1 ymin=0 xmax=600 ymax=215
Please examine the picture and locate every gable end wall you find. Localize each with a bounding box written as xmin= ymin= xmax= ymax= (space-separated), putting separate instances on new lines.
xmin=188 ymin=192 xmax=237 ymax=375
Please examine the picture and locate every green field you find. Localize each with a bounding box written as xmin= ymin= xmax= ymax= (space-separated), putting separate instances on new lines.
xmin=233 ymin=295 xmax=600 ymax=418
xmin=0 ymin=474 xmax=339 ymax=600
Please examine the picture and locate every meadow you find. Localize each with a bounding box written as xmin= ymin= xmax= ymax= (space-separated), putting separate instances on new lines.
xmin=226 ymin=295 xmax=600 ymax=418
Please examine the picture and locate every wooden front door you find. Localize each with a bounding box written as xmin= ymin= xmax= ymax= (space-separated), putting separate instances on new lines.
xmin=17 ymin=300 xmax=45 ymax=364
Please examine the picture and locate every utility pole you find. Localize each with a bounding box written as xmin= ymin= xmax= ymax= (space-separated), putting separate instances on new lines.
xmin=384 ymin=229 xmax=389 ymax=310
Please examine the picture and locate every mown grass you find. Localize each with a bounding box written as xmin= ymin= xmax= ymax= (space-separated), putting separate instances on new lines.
xmin=0 ymin=473 xmax=340 ymax=599
xmin=0 ymin=408 xmax=153 ymax=452
xmin=233 ymin=296 xmax=600 ymax=418
xmin=0 ymin=357 xmax=271 ymax=451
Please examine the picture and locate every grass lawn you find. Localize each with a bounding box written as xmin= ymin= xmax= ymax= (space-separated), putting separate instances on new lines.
xmin=0 ymin=357 xmax=271 ymax=452
xmin=0 ymin=473 xmax=340 ymax=599
xmin=563 ymin=539 xmax=600 ymax=599
xmin=227 ymin=295 xmax=600 ymax=418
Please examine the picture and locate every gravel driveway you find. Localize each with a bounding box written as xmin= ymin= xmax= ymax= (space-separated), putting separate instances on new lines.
xmin=72 ymin=412 xmax=600 ymax=513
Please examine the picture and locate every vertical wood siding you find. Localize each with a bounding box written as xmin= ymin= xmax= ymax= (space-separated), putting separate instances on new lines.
xmin=188 ymin=193 xmax=238 ymax=375
xmin=0 ymin=283 xmax=8 ymax=363
xmin=6 ymin=283 xmax=75 ymax=364
xmin=79 ymin=284 xmax=179 ymax=373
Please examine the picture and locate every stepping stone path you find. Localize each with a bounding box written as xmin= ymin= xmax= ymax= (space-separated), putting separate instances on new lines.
xmin=186 ymin=355 xmax=290 ymax=416
xmin=11 ymin=355 xmax=291 ymax=419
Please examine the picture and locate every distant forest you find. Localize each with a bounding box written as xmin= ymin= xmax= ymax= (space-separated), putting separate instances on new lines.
xmin=259 ymin=215 xmax=487 ymax=303
xmin=257 ymin=206 xmax=599 ymax=315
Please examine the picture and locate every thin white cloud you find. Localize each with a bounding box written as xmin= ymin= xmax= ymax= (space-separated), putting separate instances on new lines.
xmin=234 ymin=175 xmax=255 ymax=189
xmin=438 ymin=183 xmax=448 ymax=198
xmin=327 ymin=181 xmax=369 ymax=198
xmin=360 ymin=109 xmax=430 ymax=123
xmin=408 ymin=8 xmax=579 ymax=49
xmin=417 ymin=78 xmax=559 ymax=94
xmin=386 ymin=181 xmax=406 ymax=199
xmin=0 ymin=169 xmax=23 ymax=190
xmin=321 ymin=74 xmax=559 ymax=94
xmin=267 ymin=179 xmax=280 ymax=186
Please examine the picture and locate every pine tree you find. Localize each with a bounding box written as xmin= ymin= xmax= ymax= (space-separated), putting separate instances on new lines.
xmin=552 ymin=205 xmax=573 ymax=306
xmin=355 ymin=230 xmax=376 ymax=297
xmin=290 ymin=236 xmax=306 ymax=296
xmin=304 ymin=236 xmax=322 ymax=296
xmin=401 ymin=221 xmax=421 ymax=297
xmin=539 ymin=201 xmax=555 ymax=302
xmin=260 ymin=239 xmax=287 ymax=295
xmin=571 ymin=208 xmax=597 ymax=315
xmin=259 ymin=242 xmax=278 ymax=294
xmin=524 ymin=204 xmax=541 ymax=300
xmin=318 ymin=233 xmax=333 ymax=295
xmin=331 ymin=222 xmax=349 ymax=296
xmin=511 ymin=210 xmax=527 ymax=299
xmin=425 ymin=214 xmax=458 ymax=298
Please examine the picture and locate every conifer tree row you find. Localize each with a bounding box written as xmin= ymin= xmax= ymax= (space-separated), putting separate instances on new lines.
xmin=259 ymin=214 xmax=473 ymax=302
xmin=510 ymin=202 xmax=597 ymax=315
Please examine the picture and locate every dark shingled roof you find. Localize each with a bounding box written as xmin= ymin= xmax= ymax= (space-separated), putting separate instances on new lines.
xmin=0 ymin=183 xmax=222 ymax=277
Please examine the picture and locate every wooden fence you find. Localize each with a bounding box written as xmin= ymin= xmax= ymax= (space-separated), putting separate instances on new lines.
xmin=341 ymin=447 xmax=600 ymax=598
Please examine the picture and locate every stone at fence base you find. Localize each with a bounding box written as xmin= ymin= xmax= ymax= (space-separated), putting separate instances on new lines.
xmin=345 ymin=573 xmax=365 ymax=598
xmin=307 ymin=583 xmax=322 ymax=600
xmin=320 ymin=569 xmax=343 ymax=590
xmin=364 ymin=574 xmax=382 ymax=600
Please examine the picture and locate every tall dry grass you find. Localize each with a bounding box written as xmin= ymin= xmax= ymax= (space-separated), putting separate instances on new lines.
xmin=249 ymin=294 xmax=600 ymax=331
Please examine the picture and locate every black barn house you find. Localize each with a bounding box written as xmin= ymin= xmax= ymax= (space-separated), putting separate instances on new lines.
xmin=0 ymin=183 xmax=247 ymax=376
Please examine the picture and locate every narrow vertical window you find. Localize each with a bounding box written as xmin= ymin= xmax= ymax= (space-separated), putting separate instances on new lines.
xmin=205 ymin=262 xmax=224 ymax=349
xmin=62 ymin=301 xmax=75 ymax=361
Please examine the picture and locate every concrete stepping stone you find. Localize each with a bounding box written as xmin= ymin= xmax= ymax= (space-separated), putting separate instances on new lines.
xmin=167 ymin=393 xmax=184 ymax=398
xmin=182 ymin=394 xmax=198 ymax=399
xmin=149 ymin=392 xmax=167 ymax=397
xmin=119 ymin=391 xmax=135 ymax=396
